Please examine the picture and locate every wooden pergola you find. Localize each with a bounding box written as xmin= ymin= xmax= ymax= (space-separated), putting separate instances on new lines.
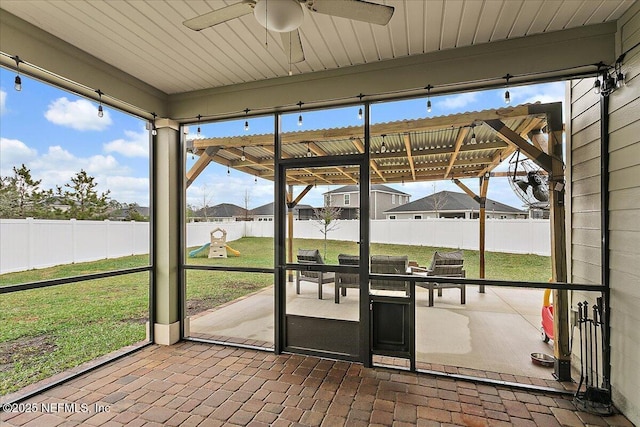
xmin=186 ymin=101 xmax=571 ymax=379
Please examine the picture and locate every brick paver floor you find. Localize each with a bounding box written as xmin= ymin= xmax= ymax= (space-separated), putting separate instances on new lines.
xmin=1 ymin=342 xmax=634 ymax=426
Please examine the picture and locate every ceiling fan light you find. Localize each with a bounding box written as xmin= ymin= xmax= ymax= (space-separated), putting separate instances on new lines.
xmin=254 ymin=0 xmax=304 ymax=33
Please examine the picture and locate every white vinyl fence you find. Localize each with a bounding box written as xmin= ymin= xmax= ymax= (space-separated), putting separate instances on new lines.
xmin=0 ymin=218 xmax=149 ymax=274
xmin=1 ymin=218 xmax=550 ymax=274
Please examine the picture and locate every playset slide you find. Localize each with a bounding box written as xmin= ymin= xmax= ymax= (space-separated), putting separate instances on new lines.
xmin=188 ymin=242 xmax=240 ymax=257
xmin=225 ymin=245 xmax=240 ymax=257
xmin=189 ymin=242 xmax=210 ymax=258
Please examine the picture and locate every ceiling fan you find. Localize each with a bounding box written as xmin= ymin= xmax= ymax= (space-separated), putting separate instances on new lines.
xmin=183 ymin=0 xmax=395 ymax=64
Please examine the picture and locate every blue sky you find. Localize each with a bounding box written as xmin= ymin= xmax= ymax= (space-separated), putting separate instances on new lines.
xmin=1 ymin=66 xmax=565 ymax=210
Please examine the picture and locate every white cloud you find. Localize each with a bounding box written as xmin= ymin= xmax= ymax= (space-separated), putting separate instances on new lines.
xmin=509 ymin=82 xmax=565 ymax=105
xmin=104 ymin=176 xmax=149 ymax=204
xmin=0 ymin=89 xmax=6 ymax=115
xmin=0 ymin=137 xmax=38 ymax=175
xmin=104 ymin=128 xmax=149 ymax=157
xmin=439 ymin=93 xmax=478 ymax=110
xmin=45 ymin=97 xmax=113 ymax=131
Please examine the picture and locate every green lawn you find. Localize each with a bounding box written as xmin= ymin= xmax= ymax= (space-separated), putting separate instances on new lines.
xmin=1 ymin=237 xmax=550 ymax=395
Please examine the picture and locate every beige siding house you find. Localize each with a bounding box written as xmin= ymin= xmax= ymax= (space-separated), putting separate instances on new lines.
xmin=568 ymin=3 xmax=640 ymax=420
xmin=384 ymin=190 xmax=527 ymax=220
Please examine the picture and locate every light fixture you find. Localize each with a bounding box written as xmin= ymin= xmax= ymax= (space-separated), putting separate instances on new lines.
xmin=96 ymin=89 xmax=104 ymax=117
xmin=425 ymin=84 xmax=433 ymax=113
xmin=253 ymin=0 xmax=304 ymax=33
xmin=297 ymin=101 xmax=303 ymax=126
xmin=593 ymin=78 xmax=602 ymax=94
xmin=151 ymin=112 xmax=158 ymax=136
xmin=357 ymin=93 xmax=364 ymax=120
xmin=593 ymin=57 xmax=627 ymax=96
xmin=227 ymin=164 xmax=230 ymax=175
xmin=196 ymin=114 xmax=202 ymax=137
xmin=503 ymin=74 xmax=512 ymax=105
xmin=401 ymin=176 xmax=405 ymax=186
xmin=469 ymin=124 xmax=477 ymax=144
xmin=13 ymin=56 xmax=22 ymax=91
xmin=255 ymin=174 xmax=258 ymax=183
xmin=306 ymin=143 xmax=312 ymax=157
xmin=243 ymin=108 xmax=250 ymax=131
xmin=241 ymin=146 xmax=246 ymax=162
xmin=380 ymin=134 xmax=387 ymax=153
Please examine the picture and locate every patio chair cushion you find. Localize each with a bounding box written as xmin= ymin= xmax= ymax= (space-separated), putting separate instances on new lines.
xmin=295 ymin=249 xmax=335 ymax=299
xmin=415 ymin=250 xmax=465 ymax=306
xmin=335 ymin=254 xmax=360 ymax=303
xmin=370 ymin=255 xmax=409 ymax=294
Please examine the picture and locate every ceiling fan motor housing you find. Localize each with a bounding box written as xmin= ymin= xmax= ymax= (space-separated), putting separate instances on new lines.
xmin=253 ymin=0 xmax=305 ymax=32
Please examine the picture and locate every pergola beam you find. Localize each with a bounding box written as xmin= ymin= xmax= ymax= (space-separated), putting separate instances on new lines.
xmin=483 ymin=119 xmax=553 ymax=173
xmin=444 ymin=126 xmax=470 ymax=179
xmin=186 ymin=146 xmax=220 ymax=187
xmin=403 ymin=134 xmax=416 ymax=180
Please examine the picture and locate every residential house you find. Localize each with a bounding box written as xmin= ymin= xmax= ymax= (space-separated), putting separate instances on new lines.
xmin=385 ymin=190 xmax=527 ymax=219
xmin=191 ymin=203 xmax=247 ymax=222
xmin=324 ymin=184 xmax=410 ymax=220
xmin=250 ymin=202 xmax=313 ymax=221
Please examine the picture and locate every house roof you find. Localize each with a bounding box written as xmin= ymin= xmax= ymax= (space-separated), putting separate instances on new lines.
xmin=324 ymin=184 xmax=409 ymax=196
xmin=385 ymin=191 xmax=524 ymax=214
xmin=196 ymin=203 xmax=247 ymax=218
xmin=250 ymin=202 xmax=313 ymax=216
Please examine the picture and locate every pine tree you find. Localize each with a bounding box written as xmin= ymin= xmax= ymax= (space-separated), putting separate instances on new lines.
xmin=58 ymin=170 xmax=111 ymax=220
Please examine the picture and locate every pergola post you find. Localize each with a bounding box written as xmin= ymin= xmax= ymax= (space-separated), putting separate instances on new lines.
xmin=546 ymin=110 xmax=571 ymax=381
xmin=453 ymin=178 xmax=486 ymax=293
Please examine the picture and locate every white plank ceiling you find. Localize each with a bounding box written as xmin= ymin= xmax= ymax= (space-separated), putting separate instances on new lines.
xmin=1 ymin=0 xmax=635 ymax=95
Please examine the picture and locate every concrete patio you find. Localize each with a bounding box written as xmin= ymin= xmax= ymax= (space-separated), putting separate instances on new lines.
xmin=1 ymin=341 xmax=633 ymax=427
xmin=188 ymin=282 xmax=583 ymax=389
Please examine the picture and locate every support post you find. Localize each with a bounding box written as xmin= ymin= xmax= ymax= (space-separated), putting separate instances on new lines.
xmin=152 ymin=118 xmax=181 ymax=345
xmin=546 ymin=107 xmax=571 ymax=381
xmin=287 ymin=185 xmax=294 ymax=282
xmin=478 ymin=174 xmax=489 ymax=293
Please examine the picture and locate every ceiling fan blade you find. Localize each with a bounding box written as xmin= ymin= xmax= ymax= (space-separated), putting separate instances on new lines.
xmin=280 ymin=30 xmax=305 ymax=64
xmin=183 ymin=1 xmax=255 ymax=31
xmin=309 ymin=0 xmax=394 ymax=25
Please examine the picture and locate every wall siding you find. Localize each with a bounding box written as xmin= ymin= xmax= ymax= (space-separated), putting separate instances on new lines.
xmin=607 ymin=4 xmax=640 ymax=422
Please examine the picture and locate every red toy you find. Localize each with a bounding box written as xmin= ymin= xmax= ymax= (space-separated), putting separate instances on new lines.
xmin=541 ymin=288 xmax=554 ymax=342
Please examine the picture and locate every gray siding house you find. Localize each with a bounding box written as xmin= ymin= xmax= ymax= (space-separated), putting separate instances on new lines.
xmin=324 ymin=184 xmax=410 ymax=220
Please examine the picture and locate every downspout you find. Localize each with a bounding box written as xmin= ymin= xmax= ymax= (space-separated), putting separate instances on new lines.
xmin=600 ymin=93 xmax=611 ymax=389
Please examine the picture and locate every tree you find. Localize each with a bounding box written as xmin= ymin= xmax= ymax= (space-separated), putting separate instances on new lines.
xmin=313 ymin=202 xmax=342 ymax=259
xmin=242 ymin=188 xmax=252 ymax=221
xmin=57 ymin=169 xmax=111 ymax=220
xmin=0 ymin=164 xmax=51 ymax=218
xmin=431 ymin=184 xmax=449 ymax=218
xmin=123 ymin=202 xmax=148 ymax=221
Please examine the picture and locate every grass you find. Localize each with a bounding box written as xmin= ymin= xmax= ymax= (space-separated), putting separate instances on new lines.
xmin=1 ymin=237 xmax=550 ymax=395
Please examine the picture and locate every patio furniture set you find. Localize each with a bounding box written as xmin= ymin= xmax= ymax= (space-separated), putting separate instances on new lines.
xmin=295 ymin=249 xmax=466 ymax=306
